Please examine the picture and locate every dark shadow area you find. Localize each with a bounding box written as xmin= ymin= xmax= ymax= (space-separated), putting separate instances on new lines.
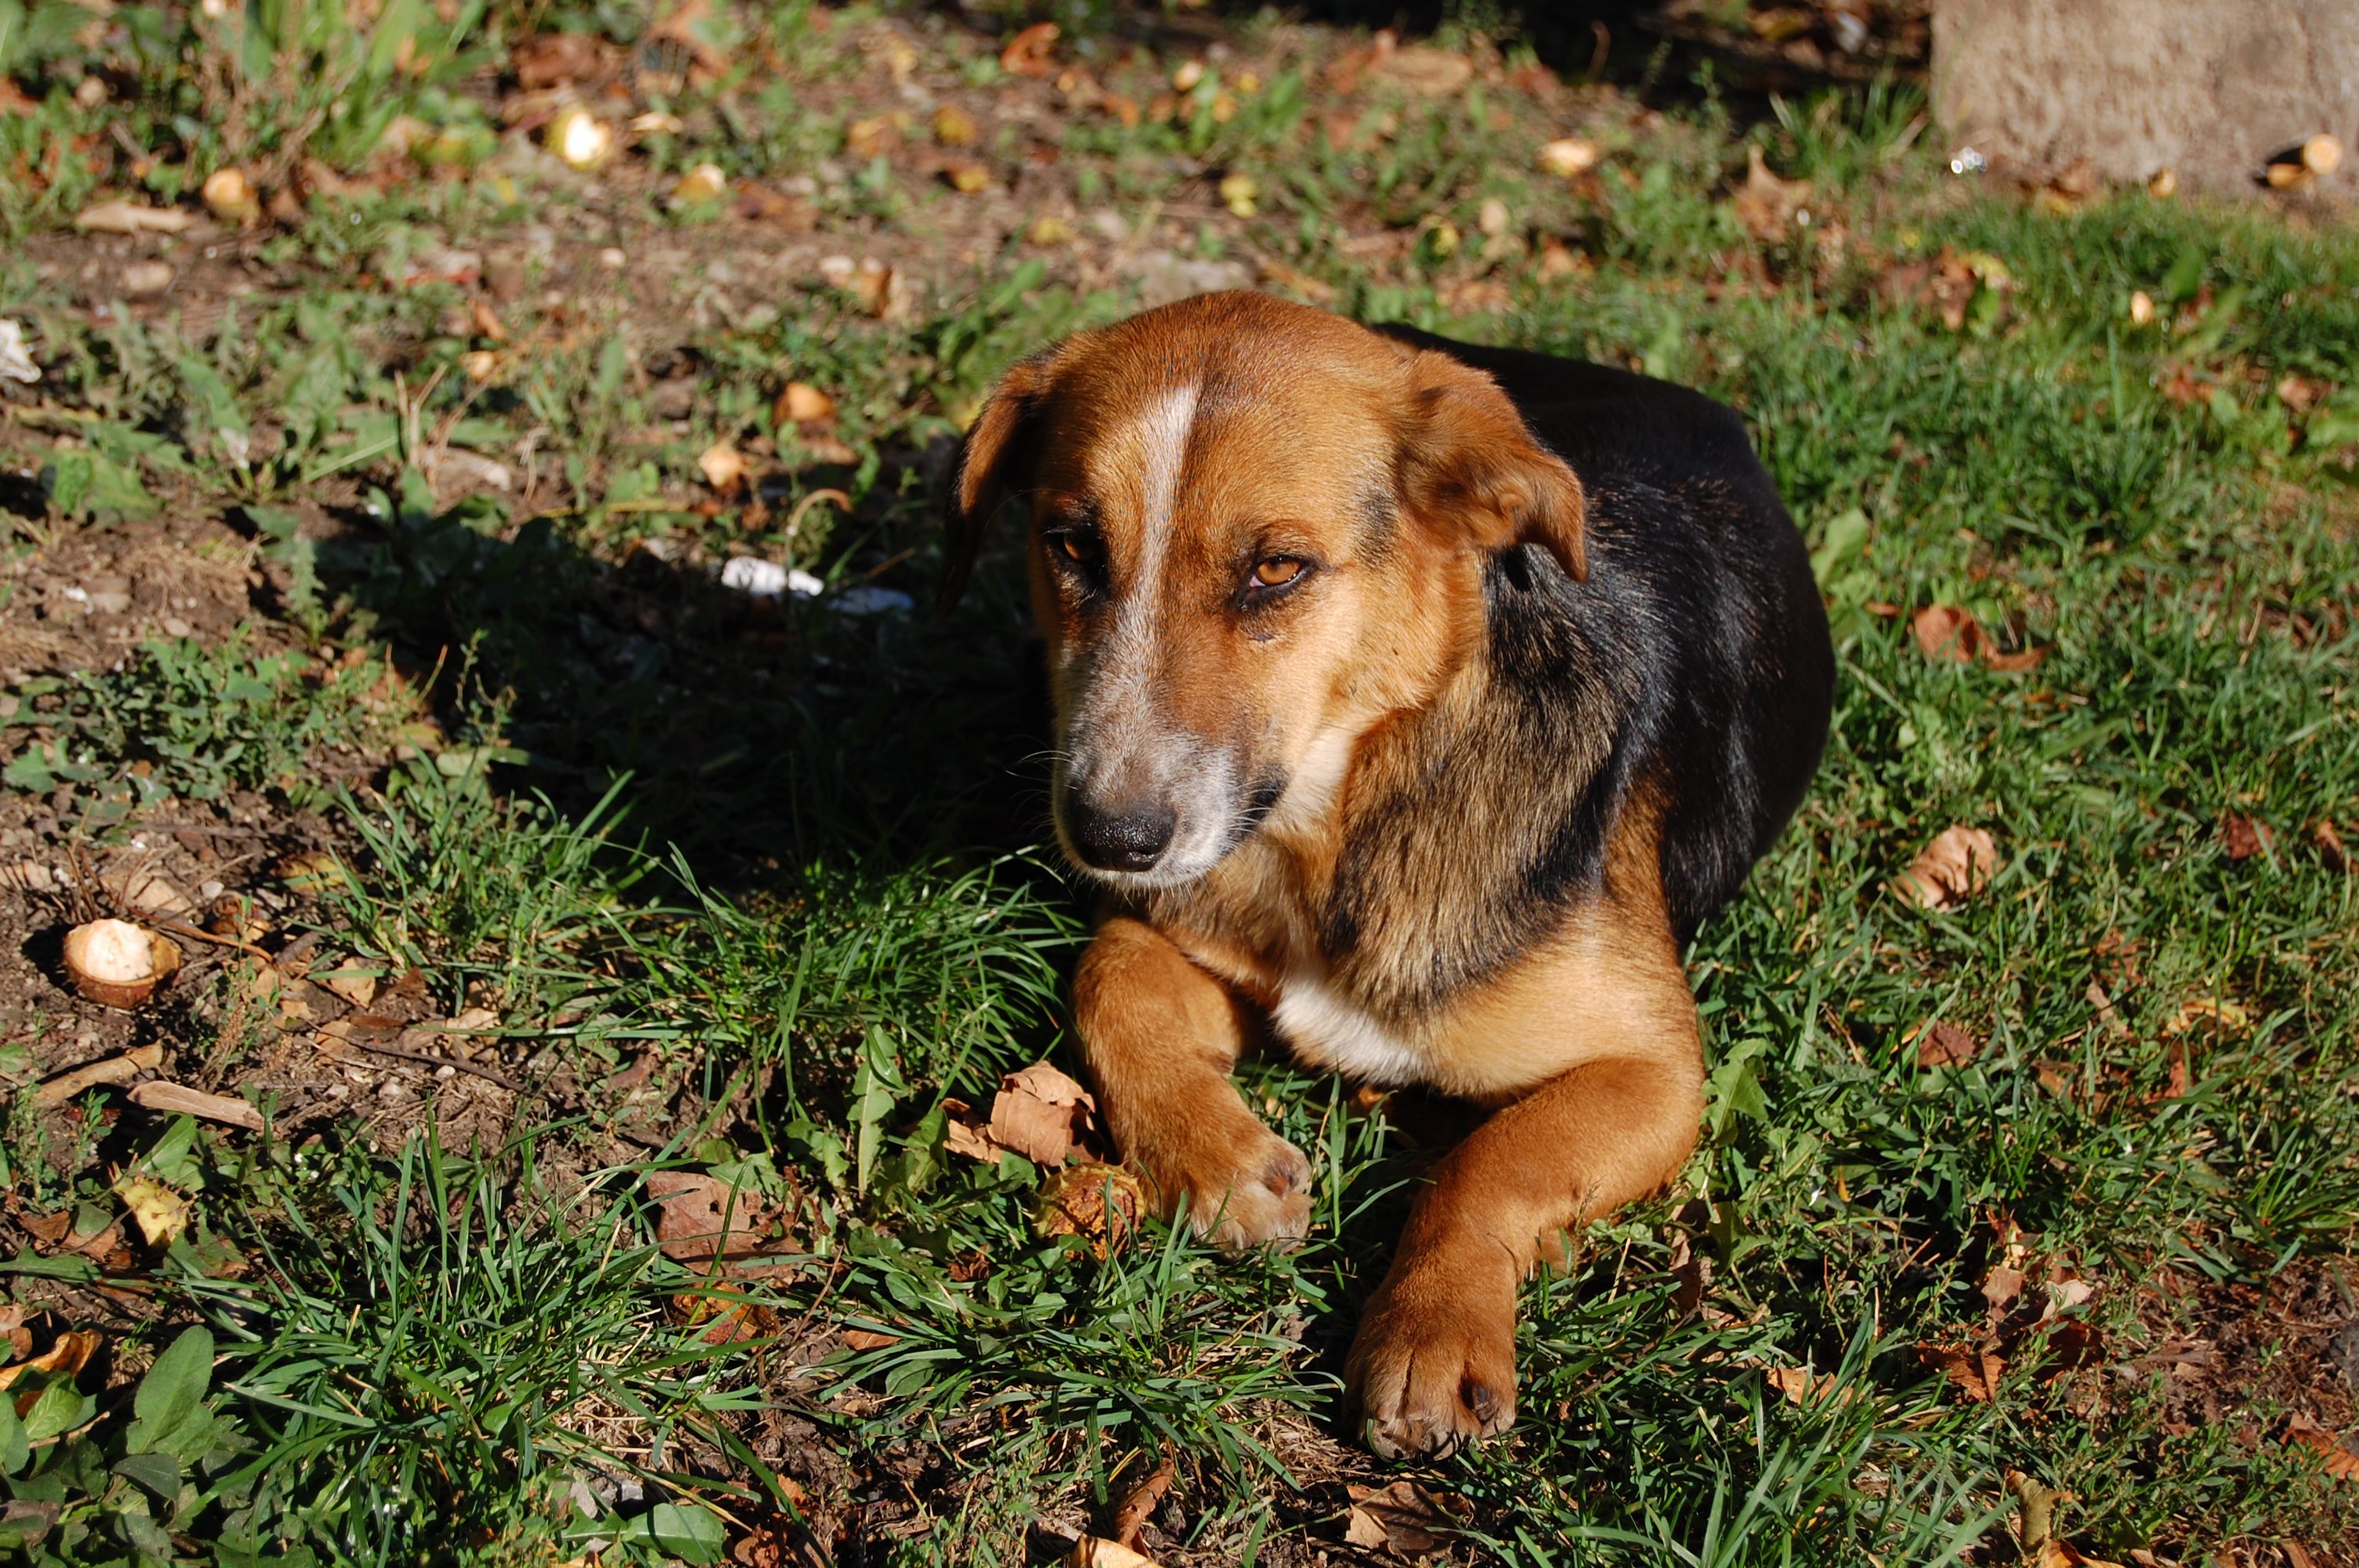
xmin=291 ymin=444 xmax=1060 ymax=895
xmin=905 ymin=0 xmax=1929 ymax=116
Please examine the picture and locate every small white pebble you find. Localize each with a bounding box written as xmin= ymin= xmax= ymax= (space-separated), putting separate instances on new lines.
xmin=598 ymin=247 xmax=626 ymax=269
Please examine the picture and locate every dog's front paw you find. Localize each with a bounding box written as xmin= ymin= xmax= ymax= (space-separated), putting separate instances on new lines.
xmin=1136 ymin=1113 xmax=1312 ymax=1251
xmin=1345 ymin=1248 xmax=1519 ymax=1459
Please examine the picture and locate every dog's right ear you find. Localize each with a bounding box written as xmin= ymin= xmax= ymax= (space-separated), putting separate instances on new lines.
xmin=940 ymin=351 xmax=1056 ymax=612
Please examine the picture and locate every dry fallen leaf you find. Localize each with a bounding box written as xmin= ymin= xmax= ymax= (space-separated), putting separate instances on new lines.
xmin=1911 ymin=604 xmax=2046 ymax=672
xmin=1734 ymin=144 xmax=1812 ymax=242
xmin=839 ymin=1327 xmax=900 ymax=1352
xmin=1981 ymin=1264 xmax=2026 ymax=1312
xmin=1000 ymin=21 xmax=1060 ymax=78
xmin=941 ymin=158 xmax=991 ymax=194
xmin=644 ymin=1171 xmax=793 ymax=1270
xmin=1035 ymin=1162 xmax=1144 ymax=1259
xmin=2284 ymin=1414 xmax=2359 ymax=1482
xmin=1066 ymin=1538 xmax=1156 ymax=1568
xmin=699 ymin=441 xmax=749 ymax=495
xmin=1917 ymin=1341 xmax=2005 ymax=1403
xmin=1110 ymin=1449 xmax=1176 ymax=1549
xmin=1914 ymin=1020 xmax=1979 ymax=1069
xmin=2316 ymin=818 xmax=2350 ymax=873
xmin=1343 ymin=1480 xmax=1459 ymax=1556
xmin=2219 ymin=813 xmax=2274 ymax=862
xmin=1764 ymin=1365 xmax=1859 ymax=1408
xmin=1911 ymin=604 xmax=1984 ymax=664
xmin=1894 ymin=826 xmax=1999 ymax=910
xmin=112 ymin=1174 xmax=191 ymax=1247
xmin=776 ymin=382 xmax=835 ymax=424
xmin=0 ymin=1328 xmax=102 ymax=1414
xmin=949 ymin=1060 xmax=1105 ymax=1167
xmin=817 ymin=256 xmax=911 ymax=321
xmin=2164 ymin=996 xmax=2250 ymax=1036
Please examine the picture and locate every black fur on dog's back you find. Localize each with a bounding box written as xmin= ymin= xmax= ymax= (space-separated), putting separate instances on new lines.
xmin=1375 ymin=325 xmax=1835 ymax=942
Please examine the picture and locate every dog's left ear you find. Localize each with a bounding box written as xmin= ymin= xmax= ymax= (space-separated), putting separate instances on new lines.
xmin=1395 ymin=351 xmax=1587 ymax=583
xmin=940 ymin=350 xmax=1056 ymax=611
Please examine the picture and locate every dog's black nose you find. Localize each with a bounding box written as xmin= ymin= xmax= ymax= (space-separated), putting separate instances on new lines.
xmin=1070 ymin=803 xmax=1176 ymax=872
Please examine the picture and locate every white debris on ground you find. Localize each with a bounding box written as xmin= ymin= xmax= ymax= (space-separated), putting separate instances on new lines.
xmin=719 ymin=556 xmax=826 ymax=600
xmin=0 ymin=320 xmax=39 ymax=383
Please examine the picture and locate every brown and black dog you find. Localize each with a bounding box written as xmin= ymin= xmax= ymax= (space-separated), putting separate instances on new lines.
xmin=943 ymin=291 xmax=1834 ymax=1459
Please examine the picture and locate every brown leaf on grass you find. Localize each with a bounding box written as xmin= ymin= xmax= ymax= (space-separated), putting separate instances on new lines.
xmin=1734 ymin=145 xmax=1811 ymax=242
xmin=2085 ymin=980 xmax=2130 ymax=1039
xmin=1917 ymin=1341 xmax=2005 ymax=1403
xmin=1911 ymin=604 xmax=1985 ymax=663
xmin=2219 ymin=813 xmax=2274 ymax=862
xmin=0 ymin=1328 xmax=103 ymax=1413
xmin=1343 ymin=1481 xmax=1461 ymax=1555
xmin=1914 ymin=1021 xmax=1979 ymax=1069
xmin=17 ymin=1210 xmax=71 ymax=1247
xmin=2284 ymin=1414 xmax=2359 ymax=1482
xmin=644 ymin=1172 xmax=791 ymax=1268
xmin=949 ymin=1061 xmax=1107 ymax=1167
xmin=838 ymin=1327 xmax=900 ymax=1352
xmin=816 ymin=256 xmax=911 ymax=321
xmin=699 ymin=441 xmax=748 ymax=496
xmin=1035 ymin=1162 xmax=1143 ymax=1259
xmin=999 ymin=21 xmax=1060 ymax=78
xmin=1981 ymin=1265 xmax=2026 ymax=1312
xmin=0 ymin=1308 xmax=28 ymax=1364
xmin=1110 ymin=1447 xmax=1176 ymax=1548
xmin=775 ymin=382 xmax=835 ymax=425
xmin=1911 ymin=604 xmax=2046 ymax=672
xmin=1764 ymin=1366 xmax=1860 ymax=1408
xmin=1893 ymin=825 xmax=1998 ymax=910
xmin=2316 ymin=818 xmax=2350 ymax=873
xmin=2040 ymin=1319 xmax=2106 ymax=1379
xmin=2164 ymin=996 xmax=2250 ymax=1036
xmin=1066 ymin=1538 xmax=1157 ymax=1568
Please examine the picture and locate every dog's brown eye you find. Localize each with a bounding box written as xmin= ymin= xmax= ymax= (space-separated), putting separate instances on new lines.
xmin=1052 ymin=532 xmax=1103 ymax=567
xmin=1252 ymin=557 xmax=1304 ymax=589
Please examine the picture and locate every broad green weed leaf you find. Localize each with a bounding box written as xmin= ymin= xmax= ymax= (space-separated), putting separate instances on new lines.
xmin=20 ymin=1380 xmax=93 ymax=1443
xmin=110 ymin=1450 xmax=182 ymax=1503
xmin=125 ymin=1327 xmax=213 ymax=1457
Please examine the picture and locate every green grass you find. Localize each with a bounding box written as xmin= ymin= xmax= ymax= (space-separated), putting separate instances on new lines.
xmin=0 ymin=2 xmax=2355 ymax=1563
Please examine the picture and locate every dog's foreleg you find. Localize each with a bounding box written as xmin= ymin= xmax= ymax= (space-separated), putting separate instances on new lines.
xmin=1344 ymin=1048 xmax=1703 ymax=1458
xmin=1073 ymin=916 xmax=1312 ymax=1249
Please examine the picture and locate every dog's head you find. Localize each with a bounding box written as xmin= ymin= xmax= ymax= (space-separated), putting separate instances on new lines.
xmin=946 ymin=292 xmax=1586 ymax=887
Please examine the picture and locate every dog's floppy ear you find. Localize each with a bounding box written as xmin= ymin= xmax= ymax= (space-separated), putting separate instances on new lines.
xmin=940 ymin=350 xmax=1056 ymax=611
xmin=1394 ymin=350 xmax=1587 ymax=583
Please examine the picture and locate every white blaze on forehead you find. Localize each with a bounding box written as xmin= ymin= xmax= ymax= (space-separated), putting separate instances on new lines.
xmin=1124 ymin=380 xmax=1201 ymax=577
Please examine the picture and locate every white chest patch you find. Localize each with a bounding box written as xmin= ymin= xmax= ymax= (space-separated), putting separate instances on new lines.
xmin=1271 ymin=973 xmax=1427 ymax=1086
